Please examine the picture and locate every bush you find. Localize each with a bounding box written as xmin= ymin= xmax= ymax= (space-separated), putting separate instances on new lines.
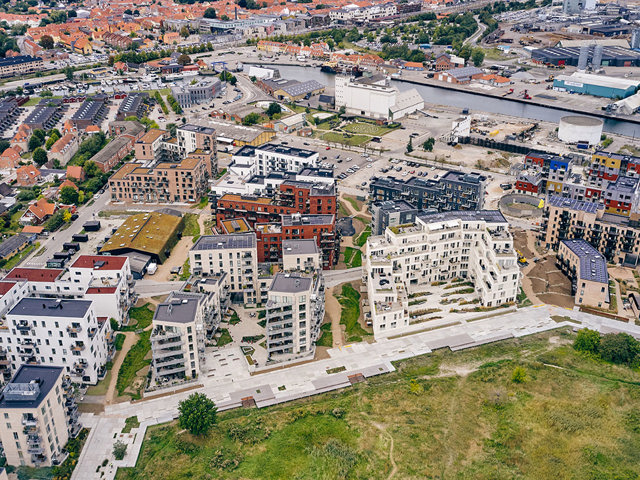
xmin=573 ymin=328 xmax=600 ymax=355
xmin=599 ymin=333 xmax=640 ymax=366
xmin=511 ymin=366 xmax=527 ymax=384
xmin=113 ymin=440 xmax=127 ymax=460
xmin=166 ymin=95 xmax=183 ymax=114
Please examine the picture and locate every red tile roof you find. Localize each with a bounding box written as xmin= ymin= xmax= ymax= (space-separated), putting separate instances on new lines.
xmin=0 ymin=281 xmax=17 ymax=296
xmin=71 ymin=255 xmax=127 ymax=270
xmin=6 ymin=268 xmax=63 ymax=282
xmin=86 ymin=286 xmax=117 ymax=294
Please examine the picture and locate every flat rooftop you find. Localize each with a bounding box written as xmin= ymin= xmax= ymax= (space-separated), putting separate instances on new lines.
xmin=562 ymin=239 xmax=609 ymax=284
xmin=418 ymin=210 xmax=507 ymax=224
xmin=547 ymin=195 xmax=601 ymax=214
xmin=282 ymin=239 xmax=319 ymax=256
xmin=5 ymin=267 xmax=63 ymax=282
xmin=192 ymin=233 xmax=256 ymax=251
xmin=0 ymin=365 xmax=63 ymax=409
xmin=71 ymin=255 xmax=127 ymax=271
xmin=9 ymin=298 xmax=92 ymax=318
xmin=282 ymin=214 xmax=334 ymax=226
xmin=100 ymin=212 xmax=182 ymax=257
xmin=270 ymin=273 xmax=312 ymax=293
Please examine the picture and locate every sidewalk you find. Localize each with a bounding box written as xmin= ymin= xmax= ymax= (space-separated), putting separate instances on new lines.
xmin=72 ymin=304 xmax=640 ymax=480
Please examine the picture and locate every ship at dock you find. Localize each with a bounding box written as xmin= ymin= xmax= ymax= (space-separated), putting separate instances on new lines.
xmin=320 ymin=62 xmax=363 ymax=77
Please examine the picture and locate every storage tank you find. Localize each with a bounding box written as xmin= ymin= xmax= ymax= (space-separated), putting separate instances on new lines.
xmin=558 ymin=115 xmax=603 ymax=146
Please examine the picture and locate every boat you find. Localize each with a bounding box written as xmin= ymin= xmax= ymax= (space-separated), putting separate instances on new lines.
xmin=320 ymin=62 xmax=363 ymax=77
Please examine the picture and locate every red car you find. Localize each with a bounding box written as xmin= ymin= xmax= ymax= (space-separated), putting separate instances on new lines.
xmin=325 ymin=146 xmax=331 ymax=150
xmin=410 ymin=170 xmax=415 ymax=174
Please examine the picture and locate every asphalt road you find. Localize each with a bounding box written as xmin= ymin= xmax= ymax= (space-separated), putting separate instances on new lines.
xmin=24 ymin=191 xmax=110 ymax=267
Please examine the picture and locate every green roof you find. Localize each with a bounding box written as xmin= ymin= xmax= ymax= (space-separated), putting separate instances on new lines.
xmin=100 ymin=212 xmax=181 ymax=257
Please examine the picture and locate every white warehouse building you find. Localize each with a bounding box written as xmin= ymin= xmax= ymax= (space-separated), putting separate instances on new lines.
xmin=334 ymin=74 xmax=424 ymax=121
xmin=364 ymin=211 xmax=521 ymax=339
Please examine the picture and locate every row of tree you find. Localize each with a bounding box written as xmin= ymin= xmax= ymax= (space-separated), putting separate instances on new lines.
xmin=574 ymin=328 xmax=640 ymax=367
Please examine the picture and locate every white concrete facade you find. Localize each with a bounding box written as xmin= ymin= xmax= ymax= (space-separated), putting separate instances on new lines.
xmin=364 ymin=213 xmax=520 ymax=338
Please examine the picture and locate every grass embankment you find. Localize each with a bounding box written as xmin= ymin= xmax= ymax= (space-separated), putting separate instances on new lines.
xmin=354 ymin=228 xmax=371 ymax=248
xmin=316 ymin=323 xmax=333 ymax=347
xmin=216 ymin=328 xmax=233 ymax=347
xmin=183 ymin=213 xmax=200 ymax=237
xmin=335 ymin=284 xmax=368 ymax=343
xmin=121 ymin=303 xmax=155 ymax=332
xmin=115 ymin=331 xmax=640 ymax=480
xmin=116 ymin=330 xmax=151 ymax=400
xmin=342 ymin=247 xmax=362 ymax=268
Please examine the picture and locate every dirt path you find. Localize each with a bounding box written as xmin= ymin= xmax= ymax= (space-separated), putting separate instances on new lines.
xmin=372 ymin=422 xmax=397 ymax=480
xmin=196 ymin=206 xmax=210 ymax=234
xmin=154 ymin=235 xmax=193 ymax=281
xmin=105 ymin=332 xmax=138 ymax=405
xmin=339 ymin=193 xmax=372 ymax=219
xmin=324 ymin=286 xmax=344 ymax=347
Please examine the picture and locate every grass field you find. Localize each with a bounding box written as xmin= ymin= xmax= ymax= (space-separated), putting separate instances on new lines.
xmin=354 ymin=228 xmax=371 ymax=248
xmin=115 ymin=330 xmax=640 ymax=480
xmin=316 ymin=322 xmax=333 ymax=347
xmin=342 ymin=247 xmax=362 ymax=269
xmin=322 ymin=132 xmax=370 ymax=147
xmin=336 ymin=284 xmax=368 ymax=342
xmin=122 ymin=304 xmax=155 ymax=332
xmin=116 ymin=331 xmax=151 ymax=400
xmin=182 ymin=213 xmax=200 ymax=237
xmin=343 ymin=122 xmax=396 ymax=136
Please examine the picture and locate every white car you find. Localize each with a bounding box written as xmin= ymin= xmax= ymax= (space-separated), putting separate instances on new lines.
xmin=352 ymin=165 xmax=360 ymax=170
xmin=366 ymin=164 xmax=373 ymax=168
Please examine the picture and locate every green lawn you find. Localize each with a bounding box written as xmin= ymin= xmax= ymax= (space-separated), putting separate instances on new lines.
xmin=336 ymin=284 xmax=368 ymax=342
xmin=122 ymin=303 xmax=155 ymax=331
xmin=3 ymin=242 xmax=37 ymax=270
xmin=343 ymin=247 xmax=362 ymax=269
xmin=182 ymin=213 xmax=200 ymax=237
xmin=115 ymin=333 xmax=126 ymax=351
xmin=322 ymin=132 xmax=370 ymax=147
xmin=354 ymin=228 xmax=371 ymax=248
xmin=85 ymin=362 xmax=113 ymax=396
xmin=316 ymin=323 xmax=333 ymax=347
xmin=344 ymin=196 xmax=361 ymax=212
xmin=116 ymin=330 xmax=151 ymax=400
xmin=122 ymin=416 xmax=140 ymax=434
xmin=216 ymin=328 xmax=233 ymax=347
xmin=114 ymin=330 xmax=640 ymax=480
xmin=343 ymin=122 xmax=396 ymax=136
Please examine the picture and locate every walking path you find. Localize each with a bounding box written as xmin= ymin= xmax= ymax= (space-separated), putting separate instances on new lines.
xmin=325 ymin=286 xmax=344 ymax=347
xmin=72 ymin=304 xmax=640 ymax=480
xmin=105 ymin=332 xmax=138 ymax=405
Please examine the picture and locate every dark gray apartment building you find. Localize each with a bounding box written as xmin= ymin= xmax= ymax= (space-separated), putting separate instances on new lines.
xmin=370 ymin=200 xmax=420 ymax=235
xmin=369 ymin=170 xmax=487 ymax=212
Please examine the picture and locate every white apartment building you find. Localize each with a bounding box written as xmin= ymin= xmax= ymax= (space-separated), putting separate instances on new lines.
xmin=190 ymin=234 xmax=263 ymax=305
xmin=231 ymin=143 xmax=319 ymax=177
xmin=0 ymin=365 xmax=79 ymax=467
xmin=364 ymin=211 xmax=520 ymax=338
xmin=282 ymin=239 xmax=322 ymax=271
xmin=265 ymin=272 xmax=325 ymax=362
xmin=330 ymin=2 xmax=397 ymax=21
xmin=194 ymin=273 xmax=231 ymax=336
xmin=0 ymin=280 xmax=30 ymax=317
xmin=5 ymin=257 xmax=134 ymax=326
xmin=0 ymin=298 xmax=111 ymax=385
xmin=150 ymin=292 xmax=216 ymax=383
xmin=334 ymin=75 xmax=424 ymax=121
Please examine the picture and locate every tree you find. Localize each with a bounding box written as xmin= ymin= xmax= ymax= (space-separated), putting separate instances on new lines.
xmin=511 ymin=366 xmax=527 ymax=383
xmin=599 ymin=333 xmax=640 ymax=365
xmin=203 ymin=7 xmax=217 ymax=18
xmin=266 ymin=102 xmax=281 ymax=118
xmin=62 ymin=209 xmax=72 ymax=223
xmin=180 ymin=26 xmax=190 ymax=38
xmin=68 ymin=9 xmax=77 ymax=17
xmin=39 ymin=34 xmax=54 ymax=49
xmin=242 ymin=112 xmax=261 ymax=126
xmin=178 ymin=393 xmax=217 ymax=435
xmin=32 ymin=147 xmax=47 ymax=166
xmin=59 ymin=186 xmax=79 ymax=205
xmin=573 ymin=328 xmax=600 ymax=355
xmin=177 ymin=54 xmax=191 ymax=66
xmin=406 ymin=137 xmax=413 ymax=153
xmin=113 ymin=441 xmax=127 ymax=460
xmin=422 ymin=137 xmax=435 ymax=152
xmin=472 ymin=47 xmax=485 ymax=67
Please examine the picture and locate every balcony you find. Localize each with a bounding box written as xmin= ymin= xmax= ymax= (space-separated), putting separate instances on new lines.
xmin=22 ymin=417 xmax=37 ymax=427
xmin=67 ymin=325 xmax=82 ymax=334
xmin=71 ymin=343 xmax=85 ymax=353
xmin=16 ymin=322 xmax=32 ymax=332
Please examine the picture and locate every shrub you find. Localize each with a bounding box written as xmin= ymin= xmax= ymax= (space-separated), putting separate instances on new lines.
xmin=113 ymin=441 xmax=127 ymax=460
xmin=511 ymin=366 xmax=527 ymax=384
xmin=599 ymin=333 xmax=640 ymax=366
xmin=573 ymin=328 xmax=600 ymax=355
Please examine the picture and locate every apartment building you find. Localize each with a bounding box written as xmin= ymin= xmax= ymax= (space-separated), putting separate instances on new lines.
xmin=557 ymin=239 xmax=610 ymax=308
xmin=540 ymin=195 xmax=640 ymax=266
xmin=265 ymin=272 xmax=324 ymax=361
xmin=0 ymin=366 xmax=79 ymax=467
xmin=0 ymin=55 xmax=43 ymax=78
xmin=116 ymin=92 xmax=149 ymax=121
xmin=170 ymin=79 xmax=222 ymax=108
xmin=231 ymin=143 xmax=319 ymax=177
xmin=194 ymin=273 xmax=231 ymax=336
xmin=364 ymin=211 xmax=520 ymax=338
xmin=108 ymin=155 xmax=210 ymax=204
xmin=134 ymin=129 xmax=168 ymax=162
xmin=0 ymin=298 xmax=111 ymax=384
xmin=370 ymin=200 xmax=419 ymax=236
xmin=282 ymin=239 xmax=321 ymax=271
xmin=370 ymin=171 xmax=487 ymax=211
xmin=150 ymin=292 xmax=216 ymax=383
xmin=70 ymin=96 xmax=107 ymax=130
xmin=190 ymin=234 xmax=262 ymax=305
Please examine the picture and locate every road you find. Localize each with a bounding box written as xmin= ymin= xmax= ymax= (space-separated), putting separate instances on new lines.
xmin=464 ymin=15 xmax=487 ymax=46
xmin=72 ymin=304 xmax=640 ymax=480
xmin=24 ymin=191 xmax=110 ymax=267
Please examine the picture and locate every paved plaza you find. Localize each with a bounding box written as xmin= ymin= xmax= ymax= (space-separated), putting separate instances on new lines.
xmin=72 ymin=304 xmax=640 ymax=480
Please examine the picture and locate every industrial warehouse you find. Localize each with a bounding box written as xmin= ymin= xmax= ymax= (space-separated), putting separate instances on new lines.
xmin=531 ymin=45 xmax=640 ymax=67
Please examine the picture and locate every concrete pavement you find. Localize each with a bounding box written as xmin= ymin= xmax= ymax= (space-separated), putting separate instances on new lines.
xmin=71 ymin=304 xmax=640 ymax=480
